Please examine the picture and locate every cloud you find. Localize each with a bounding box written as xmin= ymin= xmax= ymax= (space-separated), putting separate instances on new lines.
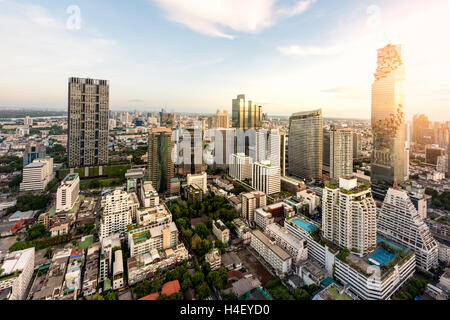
xmin=151 ymin=0 xmax=316 ymax=39
xmin=277 ymin=44 xmax=342 ymax=57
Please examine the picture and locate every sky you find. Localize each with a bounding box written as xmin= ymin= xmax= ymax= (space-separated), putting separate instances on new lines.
xmin=0 ymin=0 xmax=450 ymax=120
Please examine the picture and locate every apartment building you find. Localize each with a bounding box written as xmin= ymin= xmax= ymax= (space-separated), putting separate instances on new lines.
xmin=99 ymin=190 xmax=139 ymax=240
xmin=265 ymin=223 xmax=308 ymax=264
xmin=0 ymin=247 xmax=35 ymax=300
xmin=20 ymin=157 xmax=54 ymax=192
xmin=140 ymin=182 xmax=160 ymax=208
xmin=241 ymin=191 xmax=266 ymax=225
xmin=322 ymin=177 xmax=377 ymax=256
xmin=186 ymin=172 xmax=207 ymax=192
xmin=250 ymin=230 xmax=292 ymax=275
xmin=56 ymin=173 xmax=80 ymax=213
xmin=252 ymin=160 xmax=281 ymax=195
xmin=136 ymin=204 xmax=172 ymax=227
xmin=68 ymin=77 xmax=109 ymax=168
xmin=212 ymin=220 xmax=230 ymax=244
xmin=128 ymin=222 xmax=179 ymax=257
xmin=378 ymin=188 xmax=438 ymax=271
xmin=205 ymin=249 xmax=222 ymax=271
xmin=254 ymin=208 xmax=274 ymax=231
xmin=229 ymin=153 xmax=252 ymax=182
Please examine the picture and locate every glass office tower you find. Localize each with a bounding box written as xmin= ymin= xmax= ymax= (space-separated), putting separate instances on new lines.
xmin=288 ymin=109 xmax=323 ymax=181
xmin=371 ymin=44 xmax=406 ymax=199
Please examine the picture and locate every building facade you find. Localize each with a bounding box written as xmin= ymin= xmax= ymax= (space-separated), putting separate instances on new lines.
xmin=68 ymin=77 xmax=109 ymax=168
xmin=147 ymin=128 xmax=175 ymax=193
xmin=56 ymin=173 xmax=80 ymax=213
xmin=371 ymin=44 xmax=406 ymax=199
xmin=377 ymin=188 xmax=438 ymax=271
xmin=288 ymin=109 xmax=323 ymax=180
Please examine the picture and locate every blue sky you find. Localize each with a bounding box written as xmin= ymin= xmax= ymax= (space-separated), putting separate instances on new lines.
xmin=1 ymin=0 xmax=450 ymax=120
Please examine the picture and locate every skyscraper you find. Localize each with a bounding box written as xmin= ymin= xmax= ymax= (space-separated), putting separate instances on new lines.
xmin=322 ymin=177 xmax=377 ymax=256
xmin=68 ymin=77 xmax=109 ymax=168
xmin=23 ymin=141 xmax=46 ymax=167
xmin=232 ymin=94 xmax=262 ymax=130
xmin=288 ymin=109 xmax=323 ymax=181
xmin=371 ymin=44 xmax=406 ymax=199
xmin=378 ymin=188 xmax=438 ymax=271
xmin=147 ymin=128 xmax=175 ymax=194
xmin=330 ymin=126 xmax=353 ymax=179
xmin=208 ymin=109 xmax=230 ymax=129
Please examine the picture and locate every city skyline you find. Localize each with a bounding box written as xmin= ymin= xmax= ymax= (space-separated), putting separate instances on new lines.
xmin=1 ymin=0 xmax=450 ymax=120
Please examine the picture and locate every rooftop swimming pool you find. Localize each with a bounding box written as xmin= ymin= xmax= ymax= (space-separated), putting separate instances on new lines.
xmin=292 ymin=218 xmax=318 ymax=232
xmin=369 ymin=248 xmax=395 ymax=267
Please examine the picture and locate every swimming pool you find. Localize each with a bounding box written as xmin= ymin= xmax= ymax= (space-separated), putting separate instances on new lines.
xmin=292 ymin=218 xmax=318 ymax=232
xmin=369 ymin=248 xmax=395 ymax=267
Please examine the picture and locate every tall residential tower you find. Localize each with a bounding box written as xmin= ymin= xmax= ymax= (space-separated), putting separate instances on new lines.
xmin=68 ymin=77 xmax=109 ymax=168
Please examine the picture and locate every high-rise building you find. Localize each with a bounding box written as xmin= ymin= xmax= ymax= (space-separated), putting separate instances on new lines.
xmin=241 ymin=191 xmax=266 ymax=225
xmin=322 ymin=177 xmax=377 ymax=256
xmin=68 ymin=77 xmax=109 ymax=168
xmin=252 ymin=160 xmax=281 ymax=195
xmin=322 ymin=129 xmax=330 ymax=173
xmin=378 ymin=188 xmax=438 ymax=271
xmin=279 ymin=131 xmax=287 ymax=177
xmin=208 ymin=109 xmax=230 ymax=129
xmin=210 ymin=128 xmax=236 ymax=169
xmin=425 ymin=145 xmax=445 ymax=165
xmin=330 ymin=126 xmax=353 ymax=179
xmin=288 ymin=109 xmax=323 ymax=181
xmin=371 ymin=44 xmax=406 ymax=199
xmin=100 ymin=190 xmax=139 ymax=240
xmin=232 ymin=94 xmax=262 ymax=130
xmin=147 ymin=128 xmax=175 ymax=194
xmin=23 ymin=141 xmax=46 ymax=167
xmin=56 ymin=173 xmax=80 ymax=213
xmin=229 ymin=153 xmax=253 ymax=182
xmin=353 ymin=132 xmax=362 ymax=159
xmin=412 ymin=114 xmax=433 ymax=146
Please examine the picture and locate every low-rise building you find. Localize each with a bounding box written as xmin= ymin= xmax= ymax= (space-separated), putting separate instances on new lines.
xmin=0 ymin=247 xmax=35 ymax=300
xmin=56 ymin=173 xmax=80 ymax=213
xmin=140 ymin=182 xmax=160 ymax=208
xmin=205 ymin=249 xmax=222 ymax=271
xmin=221 ymin=252 xmax=242 ymax=270
xmin=127 ymin=244 xmax=189 ymax=286
xmin=128 ymin=222 xmax=179 ymax=257
xmin=20 ymin=157 xmax=54 ymax=192
xmin=250 ymin=230 xmax=292 ymax=275
xmin=265 ymin=223 xmax=308 ymax=264
xmin=212 ymin=220 xmax=230 ymax=245
xmin=50 ymin=223 xmax=69 ymax=237
xmin=82 ymin=243 xmax=100 ymax=297
xmin=136 ymin=204 xmax=172 ymax=227
xmin=186 ymin=172 xmax=207 ymax=192
xmin=113 ymin=250 xmax=124 ymax=290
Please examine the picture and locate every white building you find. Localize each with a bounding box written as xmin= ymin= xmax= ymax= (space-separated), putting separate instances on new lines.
xmin=252 ymin=160 xmax=281 ymax=195
xmin=140 ymin=182 xmax=160 ymax=208
xmin=322 ymin=177 xmax=377 ymax=256
xmin=254 ymin=208 xmax=274 ymax=231
xmin=265 ymin=223 xmax=308 ymax=264
xmin=330 ymin=127 xmax=353 ymax=179
xmin=0 ymin=247 xmax=35 ymax=300
xmin=56 ymin=173 xmax=80 ymax=213
xmin=100 ymin=190 xmax=139 ymax=240
xmin=241 ymin=191 xmax=266 ymax=225
xmin=229 ymin=153 xmax=252 ymax=182
xmin=186 ymin=172 xmax=207 ymax=192
xmin=128 ymin=222 xmax=179 ymax=257
xmin=296 ymin=190 xmax=320 ymax=215
xmin=205 ymin=249 xmax=222 ymax=271
xmin=113 ymin=250 xmax=124 ymax=290
xmin=20 ymin=157 xmax=54 ymax=192
xmin=136 ymin=204 xmax=171 ymax=227
xmin=212 ymin=220 xmax=230 ymax=244
xmin=250 ymin=230 xmax=292 ymax=275
xmin=377 ymin=188 xmax=439 ymax=271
